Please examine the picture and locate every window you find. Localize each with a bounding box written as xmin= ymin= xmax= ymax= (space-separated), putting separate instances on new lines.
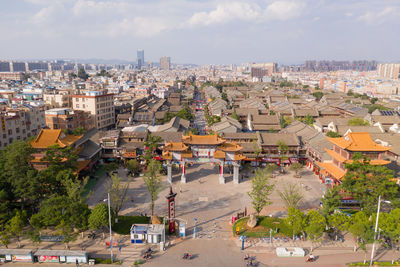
xmin=8 ymin=129 xmax=12 ymax=135
xmin=76 ymin=104 xmax=80 ymax=108
xmin=16 ymin=127 xmax=20 ymax=133
xmin=2 ymin=134 xmax=6 ymax=139
xmin=82 ymin=104 xmax=85 ymax=108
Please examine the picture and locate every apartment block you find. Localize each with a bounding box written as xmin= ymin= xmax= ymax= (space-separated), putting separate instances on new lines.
xmin=72 ymin=91 xmax=115 ymax=130
xmin=45 ymin=108 xmax=94 ymax=131
xmin=0 ymin=106 xmax=45 ymax=148
xmin=377 ymin=63 xmax=400 ymax=79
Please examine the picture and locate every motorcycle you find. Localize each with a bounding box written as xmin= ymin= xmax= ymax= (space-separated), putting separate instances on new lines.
xmin=183 ymin=253 xmax=192 ymax=260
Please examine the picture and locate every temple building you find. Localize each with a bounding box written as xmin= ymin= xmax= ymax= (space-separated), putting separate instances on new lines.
xmin=162 ymin=133 xmax=246 ymax=184
xmin=316 ymin=132 xmax=391 ymax=187
xmin=30 ymin=129 xmax=101 ymax=174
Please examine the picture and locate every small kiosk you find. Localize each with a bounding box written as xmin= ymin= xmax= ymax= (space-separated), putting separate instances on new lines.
xmin=34 ymin=250 xmax=88 ymax=264
xmin=0 ymin=249 xmax=33 ymax=263
xmin=131 ymin=224 xmax=164 ymax=244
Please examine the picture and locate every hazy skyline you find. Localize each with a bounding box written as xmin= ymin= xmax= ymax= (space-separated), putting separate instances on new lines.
xmin=1 ymin=0 xmax=399 ymax=65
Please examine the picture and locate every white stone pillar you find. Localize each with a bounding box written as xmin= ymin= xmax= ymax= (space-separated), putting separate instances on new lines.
xmin=181 ymin=161 xmax=186 ymax=184
xmin=233 ymin=162 xmax=240 ymax=184
xmin=219 ymin=163 xmax=225 ymax=184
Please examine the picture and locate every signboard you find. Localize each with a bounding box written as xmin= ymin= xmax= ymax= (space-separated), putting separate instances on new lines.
xmin=12 ymin=255 xmax=32 ymax=262
xmin=195 ymin=158 xmax=210 ymax=163
xmin=197 ymin=149 xmax=209 ymax=157
xmin=59 ymin=256 xmax=66 ymax=262
xmin=66 ymin=256 xmax=87 ymax=263
xmin=39 ymin=255 xmax=59 ymax=263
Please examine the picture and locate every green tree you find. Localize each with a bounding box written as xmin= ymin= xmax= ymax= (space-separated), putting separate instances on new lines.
xmin=126 ymin=159 xmax=140 ymax=176
xmin=326 ymin=131 xmax=341 ymax=138
xmin=277 ymin=140 xmax=288 ymax=155
xmin=62 ymin=176 xmax=89 ymax=203
xmin=231 ymin=108 xmax=240 ymax=121
xmin=88 ymin=204 xmax=114 ymax=230
xmin=107 ymin=174 xmax=130 ymax=223
xmin=265 ymin=164 xmax=277 ymax=175
xmin=144 ymin=134 xmax=162 ymax=160
xmin=321 ymin=186 xmax=342 ymax=216
xmin=342 ymin=160 xmax=398 ymax=215
xmin=305 ymin=210 xmax=326 ymax=251
xmin=290 ymin=163 xmax=304 ymax=178
xmin=312 ymin=91 xmax=324 ymax=100
xmin=7 ymin=210 xmax=26 ymax=248
xmin=104 ymin=162 xmax=119 ymax=174
xmin=379 ymin=209 xmax=400 ymax=264
xmin=286 ymin=207 xmax=305 ymax=239
xmin=0 ymin=229 xmax=11 ymax=248
xmin=247 ymin=169 xmax=275 ymax=216
xmin=176 ymin=105 xmax=193 ymax=121
xmin=77 ymin=68 xmax=89 ymax=80
xmin=328 ymin=213 xmax=350 ymax=241
xmin=348 ymin=211 xmax=374 ymax=253
xmin=347 ymin=117 xmax=370 ymax=126
xmin=26 ymin=229 xmax=41 ymax=249
xmin=301 ymin=115 xmax=314 ymax=126
xmin=347 ymin=89 xmax=354 ymax=96
xmin=278 ymin=183 xmax=304 ymax=210
xmin=252 ymin=141 xmax=262 ymax=166
xmin=56 ymin=219 xmax=77 ymax=249
xmin=162 ymin=111 xmax=176 ymax=123
xmin=143 ymin=159 xmax=163 ymax=216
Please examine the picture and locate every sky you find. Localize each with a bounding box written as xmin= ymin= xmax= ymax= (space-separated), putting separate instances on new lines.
xmin=0 ymin=0 xmax=399 ymax=65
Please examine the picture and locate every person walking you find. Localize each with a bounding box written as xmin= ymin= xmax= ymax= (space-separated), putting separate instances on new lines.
xmin=75 ymin=258 xmax=79 ymax=267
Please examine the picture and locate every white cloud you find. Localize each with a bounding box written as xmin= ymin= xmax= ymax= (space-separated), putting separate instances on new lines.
xmin=264 ymin=1 xmax=306 ymax=21
xmin=188 ymin=2 xmax=260 ymax=26
xmin=188 ymin=0 xmax=306 ymax=27
xmin=358 ymin=6 xmax=399 ymax=25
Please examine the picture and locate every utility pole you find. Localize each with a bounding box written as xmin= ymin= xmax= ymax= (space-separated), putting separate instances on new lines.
xmin=370 ymin=195 xmax=381 ymax=266
xmin=108 ymin=193 xmax=113 ymax=263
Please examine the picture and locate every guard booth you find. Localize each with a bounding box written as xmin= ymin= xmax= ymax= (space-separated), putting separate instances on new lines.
xmin=131 ymin=224 xmax=164 ymax=244
xmin=0 ymin=249 xmax=33 ymax=263
xmin=34 ymin=250 xmax=88 ymax=264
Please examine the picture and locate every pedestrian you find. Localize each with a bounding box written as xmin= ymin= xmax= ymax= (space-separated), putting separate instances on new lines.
xmin=130 ymin=196 xmax=134 ymax=203
xmin=75 ymin=258 xmax=79 ymax=267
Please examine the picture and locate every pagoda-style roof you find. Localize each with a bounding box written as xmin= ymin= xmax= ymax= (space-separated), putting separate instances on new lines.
xmin=217 ymin=142 xmax=243 ymax=152
xmin=164 ymin=142 xmax=189 ymax=152
xmin=213 ymin=150 xmax=226 ymax=159
xmin=325 ymin=149 xmax=391 ymax=165
xmin=327 ymin=132 xmax=391 ymax=152
xmin=316 ymin=161 xmax=346 ymax=180
xmin=234 ymin=153 xmax=247 ymax=161
xmin=31 ymin=129 xmax=82 ymax=149
xmin=182 ymin=133 xmax=225 ymax=145
xmin=162 ymin=151 xmax=172 ymax=160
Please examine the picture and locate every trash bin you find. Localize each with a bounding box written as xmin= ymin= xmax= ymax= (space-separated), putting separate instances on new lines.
xmin=89 ymin=259 xmax=95 ymax=265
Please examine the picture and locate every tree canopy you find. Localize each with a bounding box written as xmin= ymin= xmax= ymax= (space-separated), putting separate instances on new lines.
xmin=248 ymin=169 xmax=275 ymax=215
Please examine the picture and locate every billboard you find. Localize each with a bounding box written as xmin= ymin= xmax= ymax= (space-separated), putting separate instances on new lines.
xmin=39 ymin=255 xmax=59 ymax=263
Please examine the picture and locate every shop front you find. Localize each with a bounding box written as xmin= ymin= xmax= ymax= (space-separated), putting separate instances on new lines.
xmin=0 ymin=249 xmax=33 ymax=263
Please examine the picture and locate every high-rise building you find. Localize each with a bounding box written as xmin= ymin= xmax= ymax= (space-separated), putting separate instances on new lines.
xmin=137 ymin=49 xmax=144 ymax=69
xmin=377 ymin=63 xmax=400 ymax=79
xmin=0 ymin=61 xmax=11 ymax=72
xmin=160 ymin=56 xmax=171 ymax=70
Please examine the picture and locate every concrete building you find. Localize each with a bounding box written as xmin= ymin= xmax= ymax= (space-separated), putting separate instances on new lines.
xmin=0 ymin=106 xmax=45 ymax=148
xmin=72 ymin=91 xmax=115 ymax=130
xmin=45 ymin=108 xmax=94 ymax=131
xmin=377 ymin=63 xmax=400 ymax=79
xmin=137 ymin=49 xmax=144 ymax=69
xmin=43 ymin=91 xmax=72 ymax=108
xmin=160 ymin=56 xmax=171 ymax=70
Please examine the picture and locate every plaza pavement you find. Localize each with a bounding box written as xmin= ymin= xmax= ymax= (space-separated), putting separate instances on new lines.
xmin=5 ymin=164 xmax=395 ymax=266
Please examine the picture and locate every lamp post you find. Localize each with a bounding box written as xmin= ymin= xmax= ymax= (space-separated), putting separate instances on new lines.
xmin=107 ymin=193 xmax=113 ymax=263
xmin=369 ymin=195 xmax=381 ymax=267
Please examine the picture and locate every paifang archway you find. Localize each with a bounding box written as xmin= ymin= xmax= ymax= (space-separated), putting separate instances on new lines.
xmin=162 ymin=133 xmax=246 ymax=184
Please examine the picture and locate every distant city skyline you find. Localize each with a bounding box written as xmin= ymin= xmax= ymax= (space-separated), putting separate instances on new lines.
xmin=0 ymin=0 xmax=399 ymax=65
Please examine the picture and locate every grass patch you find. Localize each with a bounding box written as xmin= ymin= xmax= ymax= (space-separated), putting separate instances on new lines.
xmin=349 ymin=262 xmax=400 ymax=266
xmin=133 ymin=259 xmax=146 ymax=265
xmin=94 ymin=258 xmax=123 ymax=264
xmin=113 ymin=216 xmax=151 ymax=235
xmin=82 ymin=166 xmax=106 ymax=198
xmin=233 ymin=216 xmax=292 ymax=238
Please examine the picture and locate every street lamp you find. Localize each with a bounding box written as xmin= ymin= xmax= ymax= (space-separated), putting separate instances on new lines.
xmin=369 ymin=195 xmax=381 ymax=266
xmin=106 ymin=193 xmax=113 ymax=263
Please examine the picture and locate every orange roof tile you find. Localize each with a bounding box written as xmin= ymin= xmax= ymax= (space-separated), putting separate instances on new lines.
xmin=76 ymin=160 xmax=91 ymax=173
xmin=31 ymin=129 xmax=82 ymax=149
xmin=164 ymin=142 xmax=188 ymax=151
xmin=325 ymin=149 xmax=347 ymax=163
xmin=213 ymin=150 xmax=226 ymax=159
xmin=162 ymin=151 xmax=172 ymax=160
xmin=316 ymin=162 xmax=346 ymax=180
xmin=346 ymin=159 xmax=391 ymax=165
xmin=182 ymin=133 xmax=225 ymax=145
xmin=217 ymin=142 xmax=243 ymax=152
xmin=234 ymin=153 xmax=247 ymax=161
xmin=327 ymin=132 xmax=391 ymax=152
